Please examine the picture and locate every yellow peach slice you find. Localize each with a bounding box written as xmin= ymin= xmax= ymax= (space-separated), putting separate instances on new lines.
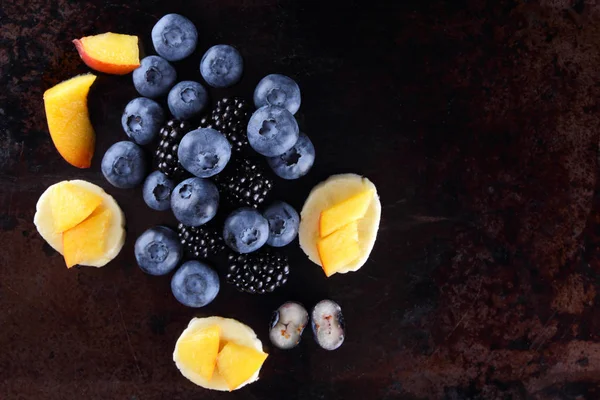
xmin=319 ymin=189 xmax=374 ymax=238
xmin=217 ymin=342 xmax=268 ymax=391
xmin=174 ymin=317 xmax=266 ymax=391
xmin=50 ymin=181 xmax=103 ymax=233
xmin=63 ymin=206 xmax=111 ymax=268
xmin=73 ymin=33 xmax=140 ymax=75
xmin=299 ymin=173 xmax=381 ymax=275
xmin=43 ymin=74 xmax=96 ymax=168
xmin=317 ymin=221 xmax=361 ymax=277
xmin=175 ymin=325 xmax=221 ymax=381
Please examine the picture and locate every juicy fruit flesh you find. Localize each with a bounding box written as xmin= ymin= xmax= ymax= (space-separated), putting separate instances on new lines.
xmin=175 ymin=325 xmax=221 ymax=381
xmin=50 ymin=182 xmax=103 ymax=232
xmin=173 ymin=316 xmax=266 ymax=391
xmin=63 ymin=206 xmax=111 ymax=268
xmin=74 ymin=33 xmax=140 ymax=74
xmin=269 ymin=302 xmax=309 ymax=349
xmin=217 ymin=342 xmax=268 ymax=391
xmin=312 ymin=300 xmax=345 ymax=351
xmin=298 ymin=173 xmax=381 ymax=275
xmin=43 ymin=74 xmax=97 ymax=168
xmin=319 ymin=189 xmax=374 ymax=238
xmin=34 ymin=180 xmax=126 ymax=267
xmin=317 ymin=221 xmax=361 ymax=277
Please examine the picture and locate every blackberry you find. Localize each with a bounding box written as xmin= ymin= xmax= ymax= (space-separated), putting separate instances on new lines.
xmin=177 ymin=223 xmax=226 ymax=259
xmin=155 ymin=120 xmax=193 ymax=179
xmin=213 ymin=158 xmax=273 ymax=209
xmin=226 ymin=248 xmax=290 ymax=294
xmin=198 ymin=97 xmax=252 ymax=153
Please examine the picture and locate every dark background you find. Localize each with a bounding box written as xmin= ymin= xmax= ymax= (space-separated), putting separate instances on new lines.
xmin=2 ymin=0 xmax=600 ymax=399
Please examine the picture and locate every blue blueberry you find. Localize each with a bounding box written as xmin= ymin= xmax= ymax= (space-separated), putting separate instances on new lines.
xmin=178 ymin=128 xmax=231 ymax=178
xmin=134 ymin=226 xmax=182 ymax=276
xmin=143 ymin=171 xmax=175 ymax=211
xmin=267 ymin=132 xmax=315 ymax=180
xmin=171 ymin=260 xmax=220 ymax=308
xmin=171 ymin=177 xmax=219 ymax=226
xmin=263 ymin=201 xmax=299 ymax=247
xmin=133 ymin=56 xmax=177 ymax=98
xmin=101 ymin=141 xmax=147 ymax=189
xmin=247 ymin=105 xmax=299 ymax=157
xmin=121 ymin=97 xmax=165 ymax=145
xmin=167 ymin=81 xmax=208 ymax=121
xmin=152 ymin=14 xmax=198 ymax=61
xmin=223 ymin=208 xmax=269 ymax=253
xmin=200 ymin=45 xmax=243 ymax=88
xmin=253 ymin=74 xmax=301 ymax=115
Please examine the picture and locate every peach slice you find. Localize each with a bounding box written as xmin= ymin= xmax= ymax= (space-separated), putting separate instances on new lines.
xmin=50 ymin=182 xmax=103 ymax=233
xmin=319 ymin=189 xmax=374 ymax=238
xmin=63 ymin=206 xmax=111 ymax=268
xmin=73 ymin=33 xmax=140 ymax=75
xmin=43 ymin=74 xmax=96 ymax=168
xmin=175 ymin=325 xmax=221 ymax=381
xmin=317 ymin=221 xmax=361 ymax=277
xmin=216 ymin=342 xmax=268 ymax=391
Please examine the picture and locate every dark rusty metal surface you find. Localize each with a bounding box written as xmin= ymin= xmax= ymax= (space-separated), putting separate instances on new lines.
xmin=2 ymin=1 xmax=600 ymax=399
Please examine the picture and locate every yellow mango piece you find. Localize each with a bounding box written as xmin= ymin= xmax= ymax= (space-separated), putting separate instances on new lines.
xmin=175 ymin=325 xmax=221 ymax=381
xmin=50 ymin=182 xmax=103 ymax=233
xmin=43 ymin=74 xmax=96 ymax=168
xmin=317 ymin=221 xmax=360 ymax=277
xmin=319 ymin=189 xmax=374 ymax=238
xmin=63 ymin=206 xmax=111 ymax=268
xmin=217 ymin=342 xmax=268 ymax=391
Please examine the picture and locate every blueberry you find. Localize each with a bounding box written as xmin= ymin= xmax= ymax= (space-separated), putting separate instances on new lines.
xmin=152 ymin=14 xmax=198 ymax=61
xmin=267 ymin=132 xmax=315 ymax=180
xmin=269 ymin=302 xmax=309 ymax=349
xmin=254 ymin=74 xmax=301 ymax=115
xmin=247 ymin=105 xmax=299 ymax=157
xmin=171 ymin=177 xmax=219 ymax=226
xmin=143 ymin=171 xmax=175 ymax=211
xmin=263 ymin=201 xmax=299 ymax=247
xmin=178 ymin=128 xmax=231 ymax=178
xmin=101 ymin=141 xmax=147 ymax=189
xmin=134 ymin=226 xmax=182 ymax=276
xmin=312 ymin=300 xmax=345 ymax=351
xmin=223 ymin=208 xmax=269 ymax=253
xmin=171 ymin=260 xmax=220 ymax=308
xmin=167 ymin=81 xmax=208 ymax=121
xmin=133 ymin=56 xmax=177 ymax=98
xmin=121 ymin=97 xmax=165 ymax=145
xmin=199 ymin=45 xmax=243 ymax=88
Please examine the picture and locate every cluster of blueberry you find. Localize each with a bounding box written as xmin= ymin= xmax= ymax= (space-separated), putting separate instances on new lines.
xmin=99 ymin=14 xmax=316 ymax=307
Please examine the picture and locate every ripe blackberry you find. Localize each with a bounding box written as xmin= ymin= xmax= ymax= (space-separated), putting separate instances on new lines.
xmin=198 ymin=97 xmax=252 ymax=153
xmin=155 ymin=120 xmax=193 ymax=179
xmin=177 ymin=223 xmax=226 ymax=259
xmin=214 ymin=158 xmax=273 ymax=209
xmin=226 ymin=248 xmax=290 ymax=294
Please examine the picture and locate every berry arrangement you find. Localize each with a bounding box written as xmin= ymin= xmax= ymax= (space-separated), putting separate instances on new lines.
xmin=37 ymin=12 xmax=379 ymax=392
xmin=97 ymin=13 xmax=316 ymax=308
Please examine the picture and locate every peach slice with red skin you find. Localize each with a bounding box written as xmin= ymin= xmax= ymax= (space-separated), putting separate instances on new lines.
xmin=43 ymin=74 xmax=96 ymax=168
xmin=73 ymin=33 xmax=140 ymax=75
